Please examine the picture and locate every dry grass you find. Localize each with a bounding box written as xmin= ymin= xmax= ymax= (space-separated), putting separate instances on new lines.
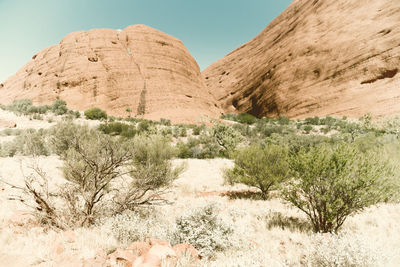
xmin=0 ymin=109 xmax=399 ymax=266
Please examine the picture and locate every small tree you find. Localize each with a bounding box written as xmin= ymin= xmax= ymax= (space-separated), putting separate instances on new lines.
xmin=84 ymin=107 xmax=107 ymax=120
xmin=283 ymin=143 xmax=396 ymax=233
xmin=224 ymin=144 xmax=289 ymax=199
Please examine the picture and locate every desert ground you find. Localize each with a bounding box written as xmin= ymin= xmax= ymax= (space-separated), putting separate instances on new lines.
xmin=0 ymin=109 xmax=399 ymax=267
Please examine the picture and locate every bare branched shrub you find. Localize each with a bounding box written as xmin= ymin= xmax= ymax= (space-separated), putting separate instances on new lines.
xmin=3 ymin=123 xmax=183 ymax=229
xmin=61 ymin=128 xmax=132 ymax=226
xmin=1 ymin=161 xmax=66 ymax=229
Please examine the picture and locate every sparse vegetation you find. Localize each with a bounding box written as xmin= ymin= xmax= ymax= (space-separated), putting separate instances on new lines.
xmin=1 ymin=100 xmax=400 ymax=265
xmin=84 ymin=107 xmax=107 ymax=120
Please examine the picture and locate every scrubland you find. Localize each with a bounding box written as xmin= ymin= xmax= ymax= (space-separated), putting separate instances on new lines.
xmin=0 ymin=100 xmax=399 ymax=266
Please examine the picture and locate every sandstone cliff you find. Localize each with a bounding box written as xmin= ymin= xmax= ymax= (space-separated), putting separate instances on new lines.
xmin=203 ymin=0 xmax=400 ymax=119
xmin=0 ymin=25 xmax=222 ymax=123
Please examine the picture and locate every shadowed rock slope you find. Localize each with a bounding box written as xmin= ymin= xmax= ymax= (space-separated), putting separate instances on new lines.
xmin=0 ymin=25 xmax=222 ymax=123
xmin=203 ymin=0 xmax=400 ymax=119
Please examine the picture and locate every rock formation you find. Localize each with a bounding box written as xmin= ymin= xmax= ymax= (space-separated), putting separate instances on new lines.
xmin=0 ymin=25 xmax=222 ymax=123
xmin=203 ymin=0 xmax=400 ymax=119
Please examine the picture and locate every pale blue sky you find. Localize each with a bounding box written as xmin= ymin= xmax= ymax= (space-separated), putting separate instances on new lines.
xmin=0 ymin=0 xmax=292 ymax=82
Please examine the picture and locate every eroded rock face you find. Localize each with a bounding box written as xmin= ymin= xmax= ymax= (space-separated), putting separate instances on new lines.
xmin=1 ymin=25 xmax=222 ymax=123
xmin=203 ymin=0 xmax=400 ymax=119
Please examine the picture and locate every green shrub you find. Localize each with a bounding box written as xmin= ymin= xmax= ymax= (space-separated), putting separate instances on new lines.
xmin=171 ymin=204 xmax=234 ymax=258
xmin=176 ymin=141 xmax=191 ymax=158
xmin=225 ymin=144 xmax=289 ymax=199
xmin=266 ymin=133 xmax=331 ymax=154
xmin=210 ymin=123 xmax=243 ymax=157
xmin=236 ymin=113 xmax=257 ymax=124
xmin=283 ymin=143 xmax=397 ymax=233
xmin=198 ymin=133 xmax=221 ymax=158
xmin=51 ymin=100 xmax=68 ymax=115
xmin=221 ymin=113 xmax=257 ymax=124
xmin=255 ymin=123 xmax=286 ymax=138
xmin=98 ymin=122 xmax=137 ymax=138
xmin=192 ymin=125 xmax=204 ymax=136
xmin=179 ymin=127 xmax=187 ymax=137
xmin=304 ymin=116 xmax=320 ymax=125
xmin=277 ymin=115 xmax=290 ymax=125
xmin=303 ymin=125 xmax=313 ymax=133
xmin=137 ymin=120 xmax=150 ymax=133
xmin=48 ymin=122 xmax=88 ymax=156
xmin=84 ymin=107 xmax=107 ymax=120
xmin=159 ymin=118 xmax=171 ymax=126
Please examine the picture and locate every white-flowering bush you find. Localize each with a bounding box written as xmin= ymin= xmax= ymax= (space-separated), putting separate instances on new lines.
xmin=171 ymin=203 xmax=234 ymax=258
xmin=309 ymin=232 xmax=389 ymax=267
xmin=105 ymin=209 xmax=171 ymax=245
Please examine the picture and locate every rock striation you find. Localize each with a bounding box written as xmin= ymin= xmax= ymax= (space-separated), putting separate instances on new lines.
xmin=0 ymin=25 xmax=222 ymax=123
xmin=203 ymin=0 xmax=400 ymax=119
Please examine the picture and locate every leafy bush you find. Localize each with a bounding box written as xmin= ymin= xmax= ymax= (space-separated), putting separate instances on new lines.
xmin=137 ymin=120 xmax=150 ymax=133
xmin=171 ymin=204 xmax=234 ymax=258
xmin=283 ymin=143 xmax=397 ymax=233
xmin=192 ymin=125 xmax=204 ymax=136
xmin=304 ymin=116 xmax=320 ymax=125
xmin=221 ymin=113 xmax=257 ymax=124
xmin=266 ymin=133 xmax=331 ymax=154
xmin=176 ymin=141 xmax=191 ymax=158
xmin=179 ymin=127 xmax=187 ymax=137
xmin=277 ymin=115 xmax=290 ymax=125
xmin=303 ymin=125 xmax=313 ymax=133
xmin=159 ymin=118 xmax=171 ymax=126
xmin=255 ymin=123 xmax=286 ymax=138
xmin=225 ymin=144 xmax=289 ymax=199
xmin=98 ymin=122 xmax=137 ymax=138
xmin=51 ymin=100 xmax=68 ymax=115
xmin=48 ymin=122 xmax=88 ymax=156
xmin=210 ymin=123 xmax=243 ymax=157
xmin=237 ymin=113 xmax=257 ymax=124
xmin=84 ymin=107 xmax=107 ymax=120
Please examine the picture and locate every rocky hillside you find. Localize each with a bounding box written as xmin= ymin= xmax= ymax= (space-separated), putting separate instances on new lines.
xmin=0 ymin=25 xmax=221 ymax=123
xmin=203 ymin=0 xmax=400 ymax=119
